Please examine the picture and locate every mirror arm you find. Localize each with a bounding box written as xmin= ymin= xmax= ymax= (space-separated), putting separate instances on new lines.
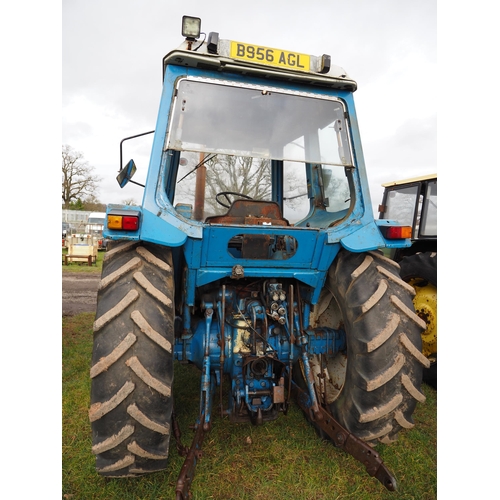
xmin=119 ymin=130 xmax=155 ymax=171
xmin=128 ymin=179 xmax=145 ymax=188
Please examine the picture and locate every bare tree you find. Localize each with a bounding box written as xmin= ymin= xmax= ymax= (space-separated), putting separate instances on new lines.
xmin=62 ymin=145 xmax=102 ymax=208
xmin=204 ymin=155 xmax=272 ymax=214
xmin=121 ymin=198 xmax=138 ymax=206
xmin=175 ymin=153 xmax=307 ymax=219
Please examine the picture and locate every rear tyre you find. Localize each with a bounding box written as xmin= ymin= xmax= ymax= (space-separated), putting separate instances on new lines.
xmin=399 ymin=252 xmax=437 ymax=389
xmin=89 ymin=241 xmax=175 ymax=477
xmin=307 ymin=250 xmax=429 ymax=445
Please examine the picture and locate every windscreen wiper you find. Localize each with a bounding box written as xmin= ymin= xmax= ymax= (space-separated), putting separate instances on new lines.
xmin=177 ymin=153 xmax=217 ymax=183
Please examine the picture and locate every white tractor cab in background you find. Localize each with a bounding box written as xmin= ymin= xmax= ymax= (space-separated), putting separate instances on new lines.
xmin=85 ymin=212 xmax=107 ymax=250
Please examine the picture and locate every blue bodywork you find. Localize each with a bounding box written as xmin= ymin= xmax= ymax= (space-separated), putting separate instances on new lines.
xmin=104 ymin=42 xmax=410 ymax=426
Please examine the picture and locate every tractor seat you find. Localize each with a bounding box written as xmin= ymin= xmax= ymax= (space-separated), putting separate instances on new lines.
xmin=205 ymin=200 xmax=290 ymax=226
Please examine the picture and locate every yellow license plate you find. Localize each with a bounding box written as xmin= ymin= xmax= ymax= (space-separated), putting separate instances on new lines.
xmin=230 ymin=41 xmax=311 ymax=72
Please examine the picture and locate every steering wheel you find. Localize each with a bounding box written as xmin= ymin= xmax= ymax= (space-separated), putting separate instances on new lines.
xmin=215 ymin=191 xmax=254 ymax=209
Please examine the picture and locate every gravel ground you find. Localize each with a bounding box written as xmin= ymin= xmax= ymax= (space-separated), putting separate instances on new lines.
xmin=62 ymin=272 xmax=100 ymax=316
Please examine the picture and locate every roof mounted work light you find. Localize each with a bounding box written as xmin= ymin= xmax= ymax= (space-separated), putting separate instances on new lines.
xmin=182 ymin=16 xmax=201 ymax=40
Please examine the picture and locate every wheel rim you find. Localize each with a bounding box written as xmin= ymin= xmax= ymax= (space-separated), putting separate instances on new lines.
xmin=409 ymin=278 xmax=437 ymax=358
xmin=304 ymin=353 xmax=347 ymax=405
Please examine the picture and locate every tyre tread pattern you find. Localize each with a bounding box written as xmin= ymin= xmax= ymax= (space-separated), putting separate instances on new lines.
xmin=89 ymin=381 xmax=135 ymax=422
xmin=90 ymin=333 xmax=137 ymax=378
xmin=326 ymin=249 xmax=427 ymax=444
xmin=125 ymin=355 xmax=172 ymax=397
xmin=93 ymin=289 xmax=139 ymax=332
xmin=90 ymin=241 xmax=174 ymax=477
xmin=127 ymin=403 xmax=170 ymax=434
xmin=133 ymin=271 xmax=172 ymax=307
xmin=92 ymin=425 xmax=135 ymax=454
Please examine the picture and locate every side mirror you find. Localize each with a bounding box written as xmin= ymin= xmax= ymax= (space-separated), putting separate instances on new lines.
xmin=116 ymin=159 xmax=137 ymax=188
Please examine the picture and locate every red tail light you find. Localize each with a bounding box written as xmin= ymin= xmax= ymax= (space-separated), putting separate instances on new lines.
xmin=107 ymin=210 xmax=141 ymax=231
xmin=122 ymin=216 xmax=139 ymax=230
xmin=379 ymin=225 xmax=412 ymax=239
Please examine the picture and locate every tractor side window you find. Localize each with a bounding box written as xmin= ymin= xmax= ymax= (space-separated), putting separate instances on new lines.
xmin=321 ymin=166 xmax=352 ymax=213
xmin=420 ymin=180 xmax=437 ymax=236
xmin=282 ymin=161 xmax=351 ymax=224
xmin=384 ymin=186 xmax=419 ymax=226
xmin=283 ymin=160 xmax=309 ymax=223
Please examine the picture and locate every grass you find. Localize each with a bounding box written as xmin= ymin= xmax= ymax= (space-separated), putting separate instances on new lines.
xmin=63 ymin=313 xmax=437 ymax=500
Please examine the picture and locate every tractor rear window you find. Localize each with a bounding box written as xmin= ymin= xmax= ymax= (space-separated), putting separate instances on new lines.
xmin=167 ymin=78 xmax=353 ymax=167
xmin=169 ymin=78 xmax=354 ymax=227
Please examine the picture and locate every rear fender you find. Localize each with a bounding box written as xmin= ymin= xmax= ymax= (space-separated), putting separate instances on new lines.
xmin=340 ymin=220 xmax=412 ymax=252
xmin=103 ymin=204 xmax=191 ymax=247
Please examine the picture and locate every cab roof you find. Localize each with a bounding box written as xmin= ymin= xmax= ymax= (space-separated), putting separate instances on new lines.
xmin=163 ymin=37 xmax=357 ymax=91
xmin=382 ymin=174 xmax=437 ymax=188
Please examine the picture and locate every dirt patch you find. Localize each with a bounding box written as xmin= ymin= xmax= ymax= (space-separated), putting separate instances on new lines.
xmin=62 ymin=272 xmax=100 ymax=316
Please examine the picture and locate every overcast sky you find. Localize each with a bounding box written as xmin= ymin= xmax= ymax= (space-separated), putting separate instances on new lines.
xmin=62 ymin=0 xmax=437 ymax=213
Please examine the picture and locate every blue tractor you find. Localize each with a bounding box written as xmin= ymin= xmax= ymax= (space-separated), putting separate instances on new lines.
xmin=89 ymin=16 xmax=429 ymax=498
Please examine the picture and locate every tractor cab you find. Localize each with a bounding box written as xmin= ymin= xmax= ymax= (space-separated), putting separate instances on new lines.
xmin=107 ymin=16 xmax=411 ymax=256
